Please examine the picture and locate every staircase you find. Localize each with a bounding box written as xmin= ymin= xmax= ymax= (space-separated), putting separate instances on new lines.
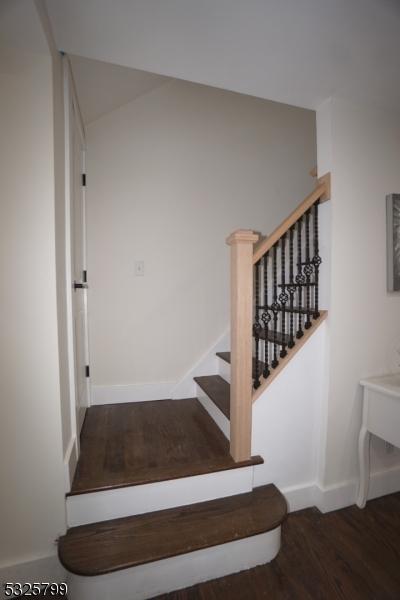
xmin=59 ymin=174 xmax=330 ymax=599
xmin=59 ymin=400 xmax=285 ymax=599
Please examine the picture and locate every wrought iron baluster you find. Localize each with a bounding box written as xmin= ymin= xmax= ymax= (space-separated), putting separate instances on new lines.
xmin=253 ymin=260 xmax=261 ymax=389
xmin=271 ymin=243 xmax=279 ymax=368
xmin=312 ymin=200 xmax=322 ymax=318
xmin=296 ymin=217 xmax=304 ymax=338
xmin=304 ymin=208 xmax=312 ymax=329
xmin=288 ymin=226 xmax=295 ymax=348
xmin=278 ymin=233 xmax=288 ymax=358
xmin=261 ymin=252 xmax=271 ymax=378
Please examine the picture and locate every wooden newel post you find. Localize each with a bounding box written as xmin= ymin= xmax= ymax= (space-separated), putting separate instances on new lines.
xmin=226 ymin=229 xmax=259 ymax=462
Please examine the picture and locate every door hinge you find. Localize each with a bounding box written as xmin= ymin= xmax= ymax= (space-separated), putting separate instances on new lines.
xmin=83 ymin=270 xmax=87 ymax=283
xmin=82 ymin=173 xmax=86 ymax=187
xmin=85 ymin=365 xmax=90 ymax=378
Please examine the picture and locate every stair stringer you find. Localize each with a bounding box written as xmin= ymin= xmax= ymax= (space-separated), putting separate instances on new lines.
xmin=251 ymin=320 xmax=327 ymax=512
xmin=171 ymin=329 xmax=230 ymax=399
xmin=196 ymin=382 xmax=230 ymax=439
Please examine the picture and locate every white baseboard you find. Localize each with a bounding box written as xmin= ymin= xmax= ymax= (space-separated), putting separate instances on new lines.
xmin=92 ymin=382 xmax=176 ymax=404
xmin=64 ymin=435 xmax=78 ymax=493
xmin=281 ymin=482 xmax=316 ymax=513
xmin=314 ymin=464 xmax=400 ymax=513
xmin=67 ymin=465 xmax=254 ymax=527
xmin=282 ymin=464 xmax=400 ymax=514
xmin=0 ymin=555 xmax=65 ymax=600
xmin=369 ymin=463 xmax=400 ymax=499
xmin=313 ymin=480 xmax=357 ymax=513
xmin=91 ymin=331 xmax=230 ymax=405
xmin=66 ymin=528 xmax=280 ymax=600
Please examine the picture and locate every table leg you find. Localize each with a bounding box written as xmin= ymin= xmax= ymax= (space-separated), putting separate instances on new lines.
xmin=356 ymin=426 xmax=371 ymax=508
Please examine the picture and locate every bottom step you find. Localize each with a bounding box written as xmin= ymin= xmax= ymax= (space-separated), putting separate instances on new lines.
xmin=60 ymin=484 xmax=287 ymax=600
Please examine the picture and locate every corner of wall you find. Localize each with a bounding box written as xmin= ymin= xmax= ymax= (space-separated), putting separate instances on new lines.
xmin=91 ymin=329 xmax=230 ymax=404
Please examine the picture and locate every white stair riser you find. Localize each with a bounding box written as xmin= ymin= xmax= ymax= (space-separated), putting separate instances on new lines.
xmin=196 ymin=384 xmax=230 ymax=439
xmin=218 ymin=357 xmax=231 ymax=383
xmin=67 ymin=526 xmax=281 ymax=600
xmin=67 ymin=466 xmax=253 ymax=527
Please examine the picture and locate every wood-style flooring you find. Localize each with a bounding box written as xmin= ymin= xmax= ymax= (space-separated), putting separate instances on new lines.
xmin=70 ymin=399 xmax=261 ymax=495
xmin=155 ymin=492 xmax=400 ymax=599
xmin=194 ymin=376 xmax=230 ymax=418
xmin=59 ymin=485 xmax=286 ymax=576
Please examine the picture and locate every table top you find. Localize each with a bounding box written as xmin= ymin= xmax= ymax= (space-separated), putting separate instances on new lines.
xmin=360 ymin=372 xmax=400 ymax=399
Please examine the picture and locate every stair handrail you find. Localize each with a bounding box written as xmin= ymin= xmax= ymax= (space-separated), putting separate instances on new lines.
xmin=226 ymin=173 xmax=330 ymax=463
xmin=253 ymin=174 xmax=330 ymax=264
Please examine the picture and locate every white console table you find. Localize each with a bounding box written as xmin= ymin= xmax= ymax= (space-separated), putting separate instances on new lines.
xmin=357 ymin=374 xmax=400 ymax=508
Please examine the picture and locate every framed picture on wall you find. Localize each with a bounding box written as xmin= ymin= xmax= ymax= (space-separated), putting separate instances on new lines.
xmin=387 ymin=193 xmax=400 ymax=292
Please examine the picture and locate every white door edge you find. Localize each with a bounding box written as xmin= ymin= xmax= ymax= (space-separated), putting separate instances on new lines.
xmin=63 ymin=55 xmax=90 ymax=491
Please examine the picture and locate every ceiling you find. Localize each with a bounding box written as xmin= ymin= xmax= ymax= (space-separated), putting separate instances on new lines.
xmin=46 ymin=0 xmax=400 ymax=111
xmin=0 ymin=0 xmax=49 ymax=55
xmin=69 ymin=55 xmax=170 ymax=125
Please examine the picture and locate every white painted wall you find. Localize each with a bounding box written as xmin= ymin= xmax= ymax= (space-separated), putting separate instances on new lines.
xmin=0 ymin=0 xmax=66 ymax=583
xmin=316 ymin=98 xmax=400 ymax=500
xmin=87 ymin=80 xmax=316 ymax=389
xmin=69 ymin=55 xmax=170 ymax=126
xmin=252 ymin=324 xmax=327 ymax=511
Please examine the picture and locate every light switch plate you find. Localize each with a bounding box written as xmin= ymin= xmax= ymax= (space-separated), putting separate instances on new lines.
xmin=135 ymin=260 xmax=144 ymax=276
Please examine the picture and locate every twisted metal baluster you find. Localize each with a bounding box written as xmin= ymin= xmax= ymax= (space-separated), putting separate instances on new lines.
xmin=271 ymin=243 xmax=279 ymax=368
xmin=278 ymin=233 xmax=288 ymax=358
xmin=288 ymin=226 xmax=295 ymax=348
xmin=261 ymin=252 xmax=271 ymax=378
xmin=253 ymin=260 xmax=261 ymax=389
xmin=296 ymin=217 xmax=304 ymax=338
xmin=312 ymin=200 xmax=322 ymax=318
xmin=304 ymin=208 xmax=312 ymax=329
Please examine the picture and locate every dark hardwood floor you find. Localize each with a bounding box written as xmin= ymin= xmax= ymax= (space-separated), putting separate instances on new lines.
xmin=59 ymin=485 xmax=286 ymax=576
xmin=194 ymin=376 xmax=230 ymax=418
xmin=154 ymin=492 xmax=400 ymax=600
xmin=70 ymin=399 xmax=261 ymax=495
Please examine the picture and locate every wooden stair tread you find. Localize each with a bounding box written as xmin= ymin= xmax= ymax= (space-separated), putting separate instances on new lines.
xmin=194 ymin=375 xmax=230 ymax=419
xmin=69 ymin=454 xmax=263 ymax=496
xmin=257 ymin=305 xmax=316 ymax=315
xmin=216 ymin=351 xmax=231 ymax=364
xmin=278 ymin=282 xmax=315 ymax=287
xmin=216 ymin=352 xmax=266 ymax=377
xmin=69 ymin=399 xmax=262 ymax=496
xmin=256 ymin=329 xmax=290 ymax=346
xmin=59 ymin=484 xmax=287 ymax=576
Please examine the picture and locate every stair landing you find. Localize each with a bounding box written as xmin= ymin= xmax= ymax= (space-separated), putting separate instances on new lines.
xmin=70 ymin=399 xmax=262 ymax=495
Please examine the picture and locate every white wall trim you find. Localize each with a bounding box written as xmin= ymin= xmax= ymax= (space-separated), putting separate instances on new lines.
xmin=92 ymin=382 xmax=176 ymax=404
xmin=172 ymin=330 xmax=230 ymax=399
xmin=217 ymin=356 xmax=231 ymax=384
xmin=67 ymin=528 xmax=280 ymax=600
xmin=281 ymin=464 xmax=400 ymax=514
xmin=0 ymin=555 xmax=65 ymax=600
xmin=63 ymin=435 xmax=78 ymax=492
xmin=67 ymin=465 xmax=254 ymax=527
xmin=314 ymin=464 xmax=400 ymax=513
xmin=281 ymin=482 xmax=317 ymax=513
xmin=196 ymin=384 xmax=230 ymax=440
xmin=92 ymin=330 xmax=230 ymax=405
xmin=63 ymin=56 xmax=80 ymax=460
